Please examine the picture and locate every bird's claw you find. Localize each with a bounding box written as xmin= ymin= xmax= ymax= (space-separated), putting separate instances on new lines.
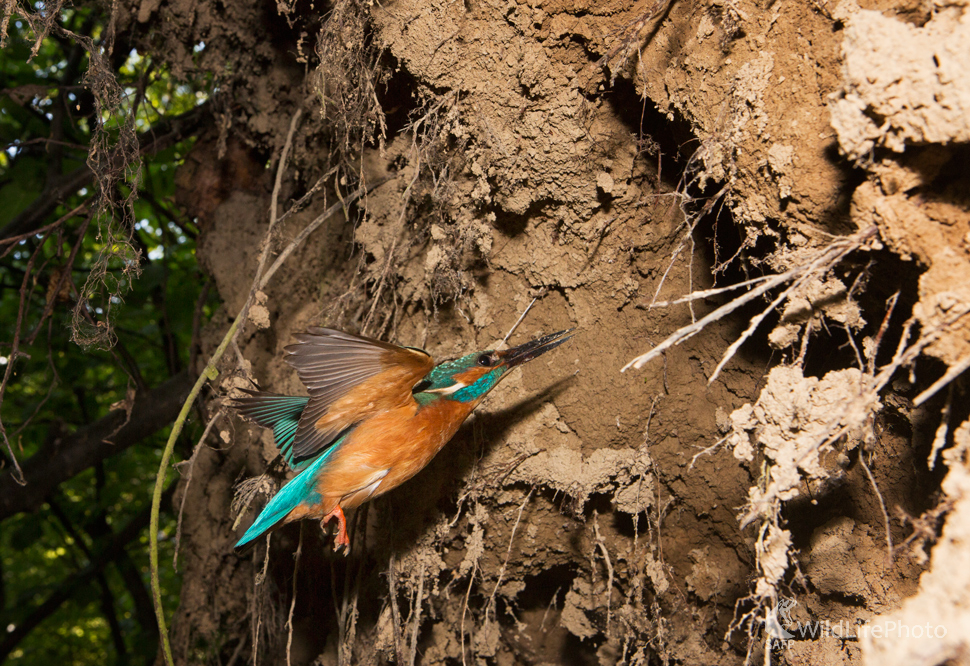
xmin=321 ymin=505 xmax=351 ymax=555
xmin=332 ymin=533 xmax=351 ymax=554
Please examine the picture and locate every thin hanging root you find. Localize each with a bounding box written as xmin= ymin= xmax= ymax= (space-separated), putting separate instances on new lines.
xmin=927 ymin=388 xmax=953 ymax=471
xmin=622 ymin=226 xmax=878 ymax=380
xmin=286 ymin=525 xmax=303 ymax=666
xmin=485 ymin=488 xmax=533 ymax=624
xmin=174 ymin=405 xmax=227 ymax=570
xmin=859 ymin=453 xmax=893 ymax=563
xmin=914 ymin=351 xmax=970 ymax=408
xmin=404 ymin=563 xmax=426 ymax=666
xmin=388 ymin=554 xmax=405 ymax=665
xmin=459 ymin=561 xmax=478 ymax=666
xmin=593 ymin=516 xmax=615 ymax=635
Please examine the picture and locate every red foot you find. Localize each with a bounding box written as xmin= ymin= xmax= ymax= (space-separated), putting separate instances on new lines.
xmin=321 ymin=505 xmax=351 ymax=554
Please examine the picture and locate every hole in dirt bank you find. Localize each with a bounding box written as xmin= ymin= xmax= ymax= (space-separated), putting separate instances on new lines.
xmin=515 ymin=563 xmax=575 ymax=611
xmin=686 ymin=206 xmax=931 ymax=386
xmin=675 ymin=201 xmax=780 ymax=369
xmin=799 ymin=247 xmax=923 ymax=380
xmin=582 ymin=491 xmax=615 ymax=519
xmin=375 ymin=51 xmax=423 ymax=141
xmin=559 ymin=631 xmax=603 ymax=666
xmin=259 ymin=0 xmax=328 ymax=58
xmin=599 ymin=75 xmax=698 ymax=191
xmin=782 ymin=477 xmax=855 ymax=550
xmin=527 ymin=484 xmax=594 ymax=529
xmin=696 ymin=199 xmax=750 ymax=285
xmin=782 ymin=408 xmax=948 ymax=560
xmin=922 ymin=143 xmax=970 ymax=193
xmin=905 ymin=355 xmax=970 ymax=473
xmin=609 ymin=505 xmax=674 ymax=542
xmin=490 ymin=197 xmax=560 ymax=237
xmin=490 ymin=563 xmax=604 ymax=666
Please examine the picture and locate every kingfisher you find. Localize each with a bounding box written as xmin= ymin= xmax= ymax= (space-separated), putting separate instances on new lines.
xmin=233 ymin=326 xmax=572 ymax=552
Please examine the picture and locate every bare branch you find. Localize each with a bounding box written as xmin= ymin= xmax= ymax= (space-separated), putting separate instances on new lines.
xmin=0 ymin=482 xmax=176 ymax=661
xmin=0 ymin=370 xmax=194 ymax=521
xmin=0 ymin=102 xmax=211 ymax=241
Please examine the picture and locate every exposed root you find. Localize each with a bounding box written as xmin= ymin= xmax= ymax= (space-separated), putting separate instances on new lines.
xmin=285 ymin=525 xmax=303 ymax=666
xmin=859 ymin=451 xmax=893 ymax=563
xmin=231 ymin=475 xmax=280 ymax=532
xmin=592 ymin=515 xmax=615 ymax=635
xmin=484 ymin=488 xmax=533 ymax=625
xmin=596 ymin=0 xmax=675 ymax=85
xmin=688 ymin=434 xmax=728 ymax=472
xmin=459 ymin=560 xmax=479 ymax=666
xmin=405 ymin=562 xmax=426 ymax=666
xmin=173 ymin=405 xmax=228 ymax=569
xmin=893 ymin=498 xmax=954 ymax=564
xmin=387 ymin=554 xmax=406 ymax=665
xmin=914 ymin=352 xmax=970 ymax=408
xmin=623 ymin=225 xmax=879 ymax=381
xmin=361 ymin=91 xmax=462 ymax=332
xmin=331 ymin=528 xmax=363 ymax=666
xmin=312 ymin=0 xmax=388 ymax=163
xmin=927 ymin=386 xmax=953 ymax=471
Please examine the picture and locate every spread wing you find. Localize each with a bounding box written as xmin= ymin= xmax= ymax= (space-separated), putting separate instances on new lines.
xmin=285 ymin=327 xmax=433 ymax=462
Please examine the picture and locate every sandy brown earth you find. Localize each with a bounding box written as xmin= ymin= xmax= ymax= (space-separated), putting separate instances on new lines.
xmin=129 ymin=0 xmax=970 ymax=662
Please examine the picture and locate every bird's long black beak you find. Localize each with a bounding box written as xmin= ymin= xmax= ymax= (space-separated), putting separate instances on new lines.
xmin=500 ymin=329 xmax=574 ymax=368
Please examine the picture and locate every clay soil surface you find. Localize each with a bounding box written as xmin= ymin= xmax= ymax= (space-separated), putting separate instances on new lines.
xmin=137 ymin=0 xmax=970 ymax=662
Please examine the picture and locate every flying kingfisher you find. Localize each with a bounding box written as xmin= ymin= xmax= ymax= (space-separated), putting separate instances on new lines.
xmin=233 ymin=326 xmax=572 ymax=552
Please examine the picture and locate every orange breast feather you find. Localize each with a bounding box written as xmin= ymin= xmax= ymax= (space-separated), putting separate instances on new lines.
xmin=314 ymin=397 xmax=475 ymax=514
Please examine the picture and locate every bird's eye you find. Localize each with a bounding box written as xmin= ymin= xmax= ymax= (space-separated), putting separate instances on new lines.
xmin=477 ymin=354 xmax=492 ymax=367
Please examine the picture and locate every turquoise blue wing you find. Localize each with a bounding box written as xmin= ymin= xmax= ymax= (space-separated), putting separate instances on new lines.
xmin=233 ymin=389 xmax=310 ymax=468
xmin=234 ymin=445 xmax=335 ymax=550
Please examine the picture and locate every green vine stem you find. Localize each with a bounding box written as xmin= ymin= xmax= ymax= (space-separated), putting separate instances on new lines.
xmin=148 ymin=318 xmax=238 ymax=666
xmin=147 ymin=169 xmax=388 ymax=665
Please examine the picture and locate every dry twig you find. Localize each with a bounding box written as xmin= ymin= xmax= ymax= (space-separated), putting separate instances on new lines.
xmin=502 ymin=297 xmax=538 ymax=346
xmin=859 ymin=453 xmax=893 ymax=563
xmin=172 ymin=405 xmax=228 ymax=570
xmin=286 ymin=525 xmax=303 ymax=666
xmin=623 ymin=226 xmax=879 ymax=382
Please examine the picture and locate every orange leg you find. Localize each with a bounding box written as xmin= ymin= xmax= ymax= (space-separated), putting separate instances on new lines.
xmin=320 ymin=505 xmax=351 ymax=553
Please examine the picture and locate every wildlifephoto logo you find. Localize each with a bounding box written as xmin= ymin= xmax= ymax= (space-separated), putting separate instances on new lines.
xmin=763 ymin=597 xmax=948 ymax=650
xmin=764 ymin=597 xmax=796 ymax=640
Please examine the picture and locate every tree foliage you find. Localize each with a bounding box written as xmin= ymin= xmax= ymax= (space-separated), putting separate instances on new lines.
xmin=1 ymin=3 xmax=215 ymax=663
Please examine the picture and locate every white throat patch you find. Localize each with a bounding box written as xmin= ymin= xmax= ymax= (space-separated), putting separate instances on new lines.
xmin=427 ymin=381 xmax=467 ymax=395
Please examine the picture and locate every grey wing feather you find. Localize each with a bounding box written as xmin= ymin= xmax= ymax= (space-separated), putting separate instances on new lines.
xmin=285 ymin=327 xmax=397 ymax=398
xmin=283 ymin=327 xmax=429 ymax=460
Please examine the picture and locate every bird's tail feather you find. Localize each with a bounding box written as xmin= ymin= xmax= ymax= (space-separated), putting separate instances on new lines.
xmin=233 ymin=389 xmax=309 ymax=468
xmin=233 ymin=448 xmax=333 ymax=550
